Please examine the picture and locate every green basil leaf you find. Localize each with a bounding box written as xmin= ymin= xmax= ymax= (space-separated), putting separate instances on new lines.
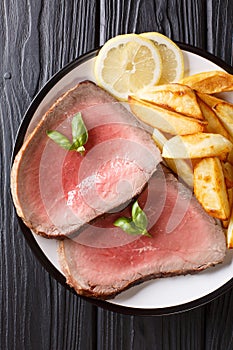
xmin=114 ymin=200 xmax=151 ymax=237
xmin=131 ymin=200 xmax=141 ymax=220
xmin=114 ymin=217 xmax=141 ymax=235
xmin=132 ymin=201 xmax=148 ymax=230
xmin=46 ymin=130 xmax=72 ymax=150
xmin=132 ymin=201 xmax=142 ymax=219
xmin=47 ymin=112 xmax=88 ymax=155
xmin=71 ymin=112 xmax=88 ymax=147
xmin=134 ymin=211 xmax=148 ymax=230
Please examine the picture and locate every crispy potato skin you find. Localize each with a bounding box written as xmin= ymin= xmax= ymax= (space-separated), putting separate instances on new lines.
xmin=129 ymin=73 xmax=233 ymax=245
xmin=131 ymin=83 xmax=203 ymax=119
xmin=162 ymin=133 xmax=233 ymax=159
xmin=193 ymin=157 xmax=230 ymax=220
xmin=129 ymin=96 xmax=205 ymax=135
xmin=180 ymin=70 xmax=233 ymax=94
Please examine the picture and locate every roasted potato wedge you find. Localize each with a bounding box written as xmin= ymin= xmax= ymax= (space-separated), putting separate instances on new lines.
xmin=216 ymin=153 xmax=229 ymax=162
xmin=226 ymin=189 xmax=233 ymax=247
xmin=222 ymin=162 xmax=233 ymax=188
xmin=152 ymin=128 xmax=193 ymax=187
xmin=193 ymin=157 xmax=230 ymax=220
xmin=197 ymin=92 xmax=224 ymax=108
xmin=180 ymin=70 xmax=233 ymax=94
xmin=128 ymin=96 xmax=205 ymax=135
xmin=228 ymin=187 xmax=233 ymax=208
xmin=215 ymin=103 xmax=233 ymax=136
xmin=197 ymin=92 xmax=233 ymax=141
xmin=131 ymin=83 xmax=203 ymax=119
xmin=197 ymin=96 xmax=233 ymax=142
xmin=151 ymin=128 xmax=169 ymax=150
xmin=227 ymin=214 xmax=233 ymax=248
xmin=227 ymin=150 xmax=233 ymax=165
xmin=162 ymin=133 xmax=233 ymax=159
xmin=222 ymin=188 xmax=233 ymax=229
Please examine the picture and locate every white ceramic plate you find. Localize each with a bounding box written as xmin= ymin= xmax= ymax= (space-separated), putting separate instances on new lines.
xmin=13 ymin=44 xmax=233 ymax=315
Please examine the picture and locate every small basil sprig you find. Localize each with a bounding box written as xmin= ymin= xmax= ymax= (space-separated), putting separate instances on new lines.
xmin=114 ymin=201 xmax=151 ymax=237
xmin=46 ymin=112 xmax=88 ymax=155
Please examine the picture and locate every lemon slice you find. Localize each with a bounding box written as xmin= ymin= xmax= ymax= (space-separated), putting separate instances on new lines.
xmin=94 ymin=34 xmax=162 ymax=100
xmin=140 ymin=32 xmax=184 ymax=84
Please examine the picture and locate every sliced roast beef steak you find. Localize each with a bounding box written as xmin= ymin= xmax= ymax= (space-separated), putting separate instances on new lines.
xmin=59 ymin=166 xmax=226 ymax=299
xmin=11 ymin=81 xmax=161 ymax=238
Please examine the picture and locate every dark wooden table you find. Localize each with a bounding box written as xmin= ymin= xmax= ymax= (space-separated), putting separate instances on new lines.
xmin=1 ymin=1 xmax=233 ymax=349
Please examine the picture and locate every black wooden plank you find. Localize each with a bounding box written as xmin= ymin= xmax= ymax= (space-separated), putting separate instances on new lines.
xmin=204 ymin=290 xmax=233 ymax=350
xmin=1 ymin=0 xmax=233 ymax=349
xmin=98 ymin=0 xmax=206 ymax=48
xmin=0 ymin=1 xmax=99 ymax=349
xmin=206 ymin=0 xmax=233 ymax=66
xmin=96 ymin=307 xmax=206 ymax=350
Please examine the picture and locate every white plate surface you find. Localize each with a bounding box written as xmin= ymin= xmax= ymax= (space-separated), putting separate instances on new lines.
xmin=27 ymin=49 xmax=233 ymax=310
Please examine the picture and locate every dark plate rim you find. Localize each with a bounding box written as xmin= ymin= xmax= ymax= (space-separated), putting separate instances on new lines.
xmin=11 ymin=43 xmax=233 ymax=316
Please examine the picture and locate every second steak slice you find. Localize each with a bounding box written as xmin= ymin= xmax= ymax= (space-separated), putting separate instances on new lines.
xmin=59 ymin=166 xmax=226 ymax=299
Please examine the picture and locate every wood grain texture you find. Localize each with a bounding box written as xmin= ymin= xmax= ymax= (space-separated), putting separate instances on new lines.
xmin=1 ymin=0 xmax=233 ymax=349
xmin=0 ymin=1 xmax=98 ymax=350
xmin=206 ymin=0 xmax=233 ymax=65
xmin=99 ymin=0 xmax=206 ymax=47
xmin=97 ymin=307 xmax=206 ymax=350
xmin=205 ymin=290 xmax=233 ymax=350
